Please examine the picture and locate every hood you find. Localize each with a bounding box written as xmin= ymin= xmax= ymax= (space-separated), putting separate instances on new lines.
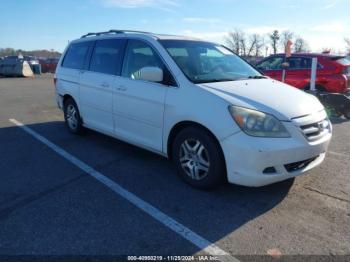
xmin=197 ymin=79 xmax=324 ymax=120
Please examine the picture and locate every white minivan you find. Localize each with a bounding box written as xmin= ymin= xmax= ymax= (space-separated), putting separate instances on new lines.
xmin=55 ymin=30 xmax=332 ymax=189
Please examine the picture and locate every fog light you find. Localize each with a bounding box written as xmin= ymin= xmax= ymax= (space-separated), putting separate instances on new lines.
xmin=263 ymin=167 xmax=277 ymax=174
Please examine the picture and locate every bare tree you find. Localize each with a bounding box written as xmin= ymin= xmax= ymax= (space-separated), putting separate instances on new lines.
xmin=225 ymin=31 xmax=265 ymax=57
xmin=225 ymin=29 xmax=245 ymax=55
xmin=246 ymin=34 xmax=265 ymax=57
xmin=280 ymin=30 xmax=294 ymax=51
xmin=255 ymin=35 xmax=265 ymax=57
xmin=345 ymin=38 xmax=350 ymax=55
xmin=240 ymin=33 xmax=247 ymax=56
xmin=269 ymin=30 xmax=280 ymax=54
xmin=294 ymin=37 xmax=309 ymax=53
xmin=246 ymin=34 xmax=257 ymax=56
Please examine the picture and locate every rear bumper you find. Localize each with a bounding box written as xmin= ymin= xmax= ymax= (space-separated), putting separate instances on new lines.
xmin=320 ymin=74 xmax=348 ymax=93
xmin=220 ymin=123 xmax=332 ymax=187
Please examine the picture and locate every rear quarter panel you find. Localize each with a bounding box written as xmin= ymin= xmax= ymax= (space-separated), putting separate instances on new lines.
xmin=55 ymin=50 xmax=81 ymax=110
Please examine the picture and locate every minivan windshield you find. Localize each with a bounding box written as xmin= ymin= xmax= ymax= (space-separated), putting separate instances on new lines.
xmin=159 ymin=40 xmax=263 ymax=84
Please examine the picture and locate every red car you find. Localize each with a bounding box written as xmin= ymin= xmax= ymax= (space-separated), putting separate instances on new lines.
xmin=39 ymin=58 xmax=59 ymax=73
xmin=256 ymin=53 xmax=350 ymax=93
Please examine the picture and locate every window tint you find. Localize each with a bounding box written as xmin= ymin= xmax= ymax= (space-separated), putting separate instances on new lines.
xmin=256 ymin=57 xmax=283 ymax=70
xmin=167 ymin=48 xmax=189 ymax=57
xmin=165 ymin=47 xmax=191 ymax=76
xmin=62 ymin=42 xmax=90 ymax=69
xmin=122 ymin=40 xmax=165 ymax=80
xmin=286 ymin=57 xmax=312 ymax=69
xmin=89 ymin=39 xmax=124 ymax=75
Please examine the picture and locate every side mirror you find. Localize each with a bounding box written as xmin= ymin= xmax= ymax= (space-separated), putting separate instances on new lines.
xmin=134 ymin=67 xmax=163 ymax=83
xmin=281 ymin=62 xmax=290 ymax=69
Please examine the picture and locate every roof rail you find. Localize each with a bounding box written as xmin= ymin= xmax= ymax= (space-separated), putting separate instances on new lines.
xmin=81 ymin=29 xmax=154 ymax=38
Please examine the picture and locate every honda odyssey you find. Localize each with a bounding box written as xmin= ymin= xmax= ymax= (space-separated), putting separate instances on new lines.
xmin=54 ymin=30 xmax=332 ymax=189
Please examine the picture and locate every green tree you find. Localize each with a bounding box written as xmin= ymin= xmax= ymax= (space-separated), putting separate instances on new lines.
xmin=269 ymin=30 xmax=280 ymax=54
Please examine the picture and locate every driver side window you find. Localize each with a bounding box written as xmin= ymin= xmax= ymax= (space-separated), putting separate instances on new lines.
xmin=122 ymin=40 xmax=164 ymax=80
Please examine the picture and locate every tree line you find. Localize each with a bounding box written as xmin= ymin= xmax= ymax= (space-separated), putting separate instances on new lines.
xmin=225 ymin=29 xmax=350 ymax=57
xmin=2 ymin=33 xmax=350 ymax=59
xmin=0 ymin=48 xmax=61 ymax=58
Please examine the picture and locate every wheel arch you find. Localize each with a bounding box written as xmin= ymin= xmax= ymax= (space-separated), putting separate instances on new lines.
xmin=303 ymin=83 xmax=327 ymax=92
xmin=62 ymin=94 xmax=83 ymax=123
xmin=166 ymin=121 xmax=223 ymax=161
xmin=62 ymin=94 xmax=75 ymax=105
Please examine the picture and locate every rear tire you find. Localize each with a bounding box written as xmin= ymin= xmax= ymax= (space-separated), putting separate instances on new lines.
xmin=63 ymin=98 xmax=84 ymax=134
xmin=172 ymin=127 xmax=226 ymax=190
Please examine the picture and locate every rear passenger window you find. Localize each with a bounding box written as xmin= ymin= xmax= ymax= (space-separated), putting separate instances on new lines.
xmin=286 ymin=57 xmax=311 ymax=69
xmin=285 ymin=57 xmax=323 ymax=70
xmin=62 ymin=42 xmax=90 ymax=70
xmin=89 ymin=39 xmax=125 ymax=75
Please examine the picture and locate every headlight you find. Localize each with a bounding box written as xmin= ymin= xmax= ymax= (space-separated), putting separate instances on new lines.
xmin=228 ymin=106 xmax=291 ymax=138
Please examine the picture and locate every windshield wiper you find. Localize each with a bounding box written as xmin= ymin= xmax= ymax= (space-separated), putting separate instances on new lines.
xmin=247 ymin=75 xmax=267 ymax=79
xmin=194 ymin=79 xmax=235 ymax=84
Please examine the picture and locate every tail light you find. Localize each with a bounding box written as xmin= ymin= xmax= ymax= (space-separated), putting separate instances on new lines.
xmin=342 ymin=74 xmax=350 ymax=92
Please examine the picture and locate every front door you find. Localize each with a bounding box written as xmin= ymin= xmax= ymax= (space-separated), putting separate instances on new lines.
xmin=113 ymin=39 xmax=169 ymax=152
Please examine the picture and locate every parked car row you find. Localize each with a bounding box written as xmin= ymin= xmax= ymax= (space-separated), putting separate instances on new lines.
xmin=0 ymin=55 xmax=41 ymax=74
xmin=0 ymin=56 xmax=34 ymax=77
xmin=0 ymin=55 xmax=60 ymax=74
xmin=40 ymin=58 xmax=60 ymax=73
xmin=24 ymin=55 xmax=40 ymax=65
xmin=255 ymin=53 xmax=350 ymax=94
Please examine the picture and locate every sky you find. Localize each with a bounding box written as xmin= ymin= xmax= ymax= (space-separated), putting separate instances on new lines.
xmin=0 ymin=0 xmax=349 ymax=54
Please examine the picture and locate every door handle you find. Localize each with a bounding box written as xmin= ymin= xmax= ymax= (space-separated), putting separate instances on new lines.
xmin=101 ymin=82 xmax=110 ymax=88
xmin=116 ymin=85 xmax=127 ymax=91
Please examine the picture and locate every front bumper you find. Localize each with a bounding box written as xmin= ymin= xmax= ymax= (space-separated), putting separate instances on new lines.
xmin=56 ymin=94 xmax=63 ymax=110
xmin=221 ymin=120 xmax=332 ymax=187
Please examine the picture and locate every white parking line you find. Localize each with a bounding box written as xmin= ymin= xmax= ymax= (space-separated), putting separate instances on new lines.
xmin=329 ymin=151 xmax=350 ymax=158
xmin=9 ymin=119 xmax=239 ymax=262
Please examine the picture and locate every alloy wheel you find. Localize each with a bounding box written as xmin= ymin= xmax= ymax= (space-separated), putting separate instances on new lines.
xmin=179 ymin=139 xmax=210 ymax=180
xmin=66 ymin=104 xmax=78 ymax=130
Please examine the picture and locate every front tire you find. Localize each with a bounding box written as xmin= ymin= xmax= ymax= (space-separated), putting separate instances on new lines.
xmin=172 ymin=127 xmax=226 ymax=190
xmin=344 ymin=110 xmax=350 ymax=119
xmin=63 ymin=98 xmax=83 ymax=134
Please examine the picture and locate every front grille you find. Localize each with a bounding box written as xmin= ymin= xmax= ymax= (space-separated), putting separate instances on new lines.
xmin=300 ymin=119 xmax=331 ymax=141
xmin=284 ymin=156 xmax=318 ymax=172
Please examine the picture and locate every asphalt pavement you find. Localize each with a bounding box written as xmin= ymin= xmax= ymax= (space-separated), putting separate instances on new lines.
xmin=0 ymin=75 xmax=349 ymax=260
